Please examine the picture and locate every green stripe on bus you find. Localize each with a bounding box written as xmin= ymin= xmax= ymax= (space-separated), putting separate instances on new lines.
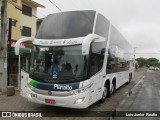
xmin=29 ymin=80 xmax=38 ymax=87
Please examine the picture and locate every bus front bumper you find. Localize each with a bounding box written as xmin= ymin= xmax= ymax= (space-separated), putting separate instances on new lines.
xmin=26 ymin=87 xmax=89 ymax=109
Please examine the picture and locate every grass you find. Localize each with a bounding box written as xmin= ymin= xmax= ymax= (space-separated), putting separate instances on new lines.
xmin=135 ymin=67 xmax=147 ymax=72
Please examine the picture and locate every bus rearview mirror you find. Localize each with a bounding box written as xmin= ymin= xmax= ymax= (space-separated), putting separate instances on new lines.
xmin=15 ymin=37 xmax=34 ymax=55
xmin=82 ymin=34 xmax=105 ymax=55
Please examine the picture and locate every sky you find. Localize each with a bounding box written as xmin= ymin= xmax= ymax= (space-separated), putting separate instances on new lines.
xmin=33 ymin=0 xmax=160 ymax=60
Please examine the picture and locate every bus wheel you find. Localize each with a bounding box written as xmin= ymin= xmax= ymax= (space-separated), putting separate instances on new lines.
xmin=99 ymin=85 xmax=107 ymax=103
xmin=108 ymin=83 xmax=114 ymax=97
xmin=127 ymin=74 xmax=132 ymax=84
xmin=129 ymin=74 xmax=132 ymax=82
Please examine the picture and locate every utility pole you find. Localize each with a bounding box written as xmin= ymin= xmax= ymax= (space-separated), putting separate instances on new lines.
xmin=134 ymin=47 xmax=137 ymax=68
xmin=134 ymin=47 xmax=137 ymax=60
xmin=0 ymin=0 xmax=8 ymax=93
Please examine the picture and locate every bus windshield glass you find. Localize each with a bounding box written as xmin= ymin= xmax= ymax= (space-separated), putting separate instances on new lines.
xmin=30 ymin=45 xmax=88 ymax=82
xmin=36 ymin=11 xmax=95 ymax=39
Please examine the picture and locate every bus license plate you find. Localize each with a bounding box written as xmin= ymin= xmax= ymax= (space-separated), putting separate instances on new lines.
xmin=45 ymin=99 xmax=56 ymax=104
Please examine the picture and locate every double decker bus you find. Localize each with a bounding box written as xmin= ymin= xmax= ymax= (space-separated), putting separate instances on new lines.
xmin=15 ymin=10 xmax=134 ymax=108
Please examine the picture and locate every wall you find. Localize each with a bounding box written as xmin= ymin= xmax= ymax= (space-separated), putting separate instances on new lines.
xmin=7 ymin=0 xmax=22 ymax=40
xmin=21 ymin=3 xmax=37 ymax=38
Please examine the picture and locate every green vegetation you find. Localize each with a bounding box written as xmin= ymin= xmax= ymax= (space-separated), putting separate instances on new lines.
xmin=136 ymin=57 xmax=160 ymax=67
xmin=135 ymin=67 xmax=147 ymax=72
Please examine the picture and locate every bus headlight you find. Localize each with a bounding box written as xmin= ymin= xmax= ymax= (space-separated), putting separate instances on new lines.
xmin=74 ymin=97 xmax=85 ymax=104
xmin=27 ymin=93 xmax=31 ymax=97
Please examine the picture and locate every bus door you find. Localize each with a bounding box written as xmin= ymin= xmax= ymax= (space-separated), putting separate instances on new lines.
xmin=20 ymin=54 xmax=30 ymax=98
xmin=89 ymin=53 xmax=104 ymax=103
xmin=89 ymin=41 xmax=106 ymax=103
xmin=89 ymin=75 xmax=98 ymax=103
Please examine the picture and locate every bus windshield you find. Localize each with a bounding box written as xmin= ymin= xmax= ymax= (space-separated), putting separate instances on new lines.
xmin=30 ymin=45 xmax=88 ymax=82
xmin=36 ymin=11 xmax=95 ymax=39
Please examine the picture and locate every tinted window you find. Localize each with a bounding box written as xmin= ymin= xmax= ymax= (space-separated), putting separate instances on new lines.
xmin=106 ymin=46 xmax=131 ymax=74
xmin=21 ymin=54 xmax=30 ymax=73
xmin=30 ymin=45 xmax=88 ymax=82
xmin=117 ymin=50 xmax=126 ymax=72
xmin=90 ymin=42 xmax=105 ymax=76
xmin=107 ymin=25 xmax=134 ymax=74
xmin=92 ymin=14 xmax=109 ymax=71
xmin=36 ymin=11 xmax=95 ymax=39
xmin=106 ymin=46 xmax=118 ymax=74
xmin=95 ymin=14 xmax=110 ymax=40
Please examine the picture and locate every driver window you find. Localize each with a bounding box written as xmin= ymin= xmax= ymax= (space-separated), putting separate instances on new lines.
xmin=21 ymin=53 xmax=31 ymax=73
xmin=90 ymin=42 xmax=105 ymax=76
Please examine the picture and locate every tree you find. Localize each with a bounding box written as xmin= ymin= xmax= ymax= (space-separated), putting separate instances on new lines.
xmin=147 ymin=58 xmax=159 ymax=67
xmin=136 ymin=57 xmax=147 ymax=67
xmin=136 ymin=57 xmax=160 ymax=67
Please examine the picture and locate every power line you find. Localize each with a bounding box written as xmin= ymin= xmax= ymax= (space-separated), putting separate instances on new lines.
xmin=48 ymin=0 xmax=62 ymax=12
xmin=37 ymin=11 xmax=46 ymax=18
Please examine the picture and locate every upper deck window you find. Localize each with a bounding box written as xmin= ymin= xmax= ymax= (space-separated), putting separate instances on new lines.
xmin=36 ymin=11 xmax=95 ymax=39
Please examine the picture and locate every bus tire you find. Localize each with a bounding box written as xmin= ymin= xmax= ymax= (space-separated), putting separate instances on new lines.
xmin=129 ymin=74 xmax=132 ymax=82
xmin=107 ymin=83 xmax=115 ymax=97
xmin=128 ymin=74 xmax=132 ymax=83
xmin=99 ymin=85 xmax=107 ymax=103
xmin=127 ymin=74 xmax=132 ymax=84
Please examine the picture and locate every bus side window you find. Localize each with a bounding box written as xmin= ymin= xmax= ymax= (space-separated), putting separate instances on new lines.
xmin=90 ymin=54 xmax=99 ymax=75
xmin=21 ymin=54 xmax=31 ymax=73
xmin=90 ymin=42 xmax=105 ymax=76
xmin=106 ymin=48 xmax=117 ymax=74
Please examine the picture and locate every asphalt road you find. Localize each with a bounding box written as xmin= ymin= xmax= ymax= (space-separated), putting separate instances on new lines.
xmin=1 ymin=70 xmax=157 ymax=120
xmin=115 ymin=70 xmax=160 ymax=120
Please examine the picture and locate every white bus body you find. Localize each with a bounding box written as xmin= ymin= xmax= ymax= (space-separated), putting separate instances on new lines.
xmin=15 ymin=10 xmax=134 ymax=109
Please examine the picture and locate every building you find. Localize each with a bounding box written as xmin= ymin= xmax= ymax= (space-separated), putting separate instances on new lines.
xmin=21 ymin=0 xmax=44 ymax=38
xmin=7 ymin=0 xmax=21 ymax=42
xmin=37 ymin=18 xmax=44 ymax=32
xmin=7 ymin=0 xmax=44 ymax=46
xmin=6 ymin=0 xmax=44 ymax=88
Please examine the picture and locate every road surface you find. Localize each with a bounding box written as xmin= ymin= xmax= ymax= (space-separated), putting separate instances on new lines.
xmin=115 ymin=70 xmax=160 ymax=120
